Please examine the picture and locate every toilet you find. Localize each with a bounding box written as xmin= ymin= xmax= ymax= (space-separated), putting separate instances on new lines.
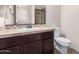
xmin=54 ymin=28 xmax=71 ymax=54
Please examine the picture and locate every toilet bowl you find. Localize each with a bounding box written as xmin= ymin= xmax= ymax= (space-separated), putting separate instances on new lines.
xmin=55 ymin=37 xmax=71 ymax=46
xmin=54 ymin=28 xmax=71 ymax=54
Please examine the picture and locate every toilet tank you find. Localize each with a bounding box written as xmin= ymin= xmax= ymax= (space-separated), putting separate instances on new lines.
xmin=54 ymin=28 xmax=61 ymax=38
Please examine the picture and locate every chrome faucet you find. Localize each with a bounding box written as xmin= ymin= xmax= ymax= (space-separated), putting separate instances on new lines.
xmin=27 ymin=25 xmax=32 ymax=28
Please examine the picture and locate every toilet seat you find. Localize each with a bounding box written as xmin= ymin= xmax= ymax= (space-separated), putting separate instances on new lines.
xmin=55 ymin=37 xmax=71 ymax=44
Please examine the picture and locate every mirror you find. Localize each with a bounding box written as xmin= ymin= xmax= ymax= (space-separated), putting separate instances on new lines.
xmin=15 ymin=5 xmax=46 ymax=25
xmin=0 ymin=5 xmax=46 ymax=27
xmin=16 ymin=5 xmax=35 ymax=25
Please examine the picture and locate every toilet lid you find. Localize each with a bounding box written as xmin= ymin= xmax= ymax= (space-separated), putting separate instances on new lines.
xmin=55 ymin=37 xmax=71 ymax=44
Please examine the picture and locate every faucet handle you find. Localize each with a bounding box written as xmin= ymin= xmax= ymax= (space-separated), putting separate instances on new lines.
xmin=27 ymin=25 xmax=32 ymax=28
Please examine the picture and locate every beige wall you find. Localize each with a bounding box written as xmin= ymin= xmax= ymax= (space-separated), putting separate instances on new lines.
xmin=61 ymin=5 xmax=79 ymax=52
xmin=46 ymin=5 xmax=61 ymax=28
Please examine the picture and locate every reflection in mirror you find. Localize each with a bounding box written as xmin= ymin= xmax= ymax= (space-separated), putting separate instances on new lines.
xmin=16 ymin=5 xmax=46 ymax=25
xmin=0 ymin=5 xmax=14 ymax=30
xmin=5 ymin=5 xmax=14 ymax=25
xmin=0 ymin=5 xmax=5 ymax=28
xmin=35 ymin=5 xmax=46 ymax=24
xmin=0 ymin=5 xmax=14 ymax=26
xmin=16 ymin=5 xmax=35 ymax=25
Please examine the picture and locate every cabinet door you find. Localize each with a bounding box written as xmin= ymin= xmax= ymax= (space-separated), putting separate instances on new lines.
xmin=44 ymin=39 xmax=54 ymax=54
xmin=23 ymin=40 xmax=43 ymax=54
xmin=0 ymin=36 xmax=20 ymax=49
xmin=0 ymin=46 xmax=20 ymax=54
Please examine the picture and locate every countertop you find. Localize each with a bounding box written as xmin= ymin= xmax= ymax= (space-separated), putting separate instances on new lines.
xmin=0 ymin=26 xmax=54 ymax=39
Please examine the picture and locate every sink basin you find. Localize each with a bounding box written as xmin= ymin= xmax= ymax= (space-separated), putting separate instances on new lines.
xmin=19 ymin=27 xmax=39 ymax=32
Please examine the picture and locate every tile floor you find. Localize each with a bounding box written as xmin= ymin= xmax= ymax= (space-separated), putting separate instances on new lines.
xmin=54 ymin=47 xmax=79 ymax=54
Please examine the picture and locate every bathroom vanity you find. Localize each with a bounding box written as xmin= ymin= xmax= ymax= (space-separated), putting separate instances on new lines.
xmin=0 ymin=27 xmax=54 ymax=54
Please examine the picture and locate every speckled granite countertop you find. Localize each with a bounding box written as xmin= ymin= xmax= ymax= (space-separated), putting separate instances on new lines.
xmin=0 ymin=26 xmax=54 ymax=39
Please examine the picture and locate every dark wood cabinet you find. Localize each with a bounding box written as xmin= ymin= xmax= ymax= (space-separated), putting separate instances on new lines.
xmin=0 ymin=31 xmax=54 ymax=54
xmin=44 ymin=39 xmax=54 ymax=54
xmin=0 ymin=36 xmax=20 ymax=49
xmin=23 ymin=40 xmax=43 ymax=54
xmin=6 ymin=46 xmax=21 ymax=54
xmin=42 ymin=31 xmax=54 ymax=54
xmin=0 ymin=46 xmax=20 ymax=54
xmin=42 ymin=31 xmax=53 ymax=39
xmin=20 ymin=33 xmax=42 ymax=44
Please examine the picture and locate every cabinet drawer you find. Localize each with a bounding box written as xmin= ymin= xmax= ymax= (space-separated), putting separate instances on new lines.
xmin=20 ymin=34 xmax=42 ymax=44
xmin=28 ymin=34 xmax=41 ymax=40
xmin=0 ymin=36 xmax=20 ymax=49
xmin=42 ymin=31 xmax=53 ymax=39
